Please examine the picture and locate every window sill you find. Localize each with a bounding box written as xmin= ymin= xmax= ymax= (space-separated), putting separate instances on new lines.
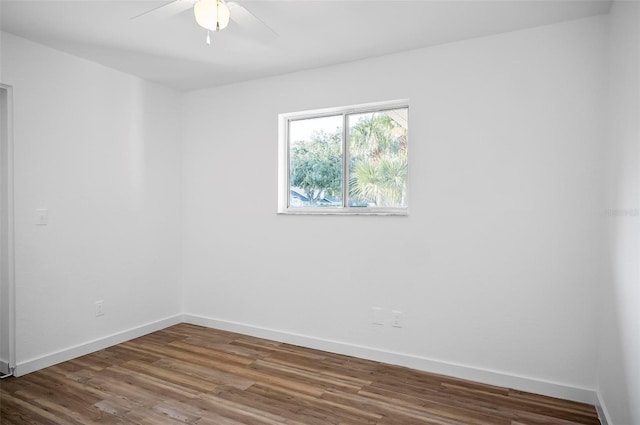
xmin=278 ymin=208 xmax=408 ymax=216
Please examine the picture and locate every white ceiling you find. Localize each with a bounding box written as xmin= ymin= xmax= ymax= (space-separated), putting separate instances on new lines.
xmin=0 ymin=0 xmax=611 ymax=91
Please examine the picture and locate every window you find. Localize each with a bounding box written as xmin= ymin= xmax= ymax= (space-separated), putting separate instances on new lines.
xmin=278 ymin=101 xmax=408 ymax=215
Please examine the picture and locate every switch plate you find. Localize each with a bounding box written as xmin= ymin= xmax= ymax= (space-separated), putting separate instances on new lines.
xmin=391 ymin=310 xmax=403 ymax=328
xmin=35 ymin=208 xmax=48 ymax=225
xmin=95 ymin=301 xmax=105 ymax=317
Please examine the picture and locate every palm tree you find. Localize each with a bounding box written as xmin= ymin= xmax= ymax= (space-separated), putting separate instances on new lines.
xmin=349 ymin=112 xmax=407 ymax=207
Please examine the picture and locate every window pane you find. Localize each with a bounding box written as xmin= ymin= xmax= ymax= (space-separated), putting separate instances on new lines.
xmin=289 ymin=115 xmax=343 ymax=208
xmin=348 ymin=108 xmax=408 ymax=208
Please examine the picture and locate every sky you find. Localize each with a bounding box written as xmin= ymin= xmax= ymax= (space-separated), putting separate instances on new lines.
xmin=288 ymin=114 xmax=343 ymax=145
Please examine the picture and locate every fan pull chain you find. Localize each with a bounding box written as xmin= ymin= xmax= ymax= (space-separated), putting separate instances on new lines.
xmin=216 ymin=0 xmax=220 ymax=31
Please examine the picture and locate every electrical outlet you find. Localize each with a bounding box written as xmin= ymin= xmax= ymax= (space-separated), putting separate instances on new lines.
xmin=391 ymin=310 xmax=403 ymax=328
xmin=95 ymin=300 xmax=105 ymax=317
xmin=35 ymin=208 xmax=48 ymax=225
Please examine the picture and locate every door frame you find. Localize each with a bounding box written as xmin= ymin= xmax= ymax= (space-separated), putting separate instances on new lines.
xmin=0 ymin=83 xmax=15 ymax=376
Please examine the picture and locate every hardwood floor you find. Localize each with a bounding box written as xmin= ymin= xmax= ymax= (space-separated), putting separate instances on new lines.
xmin=0 ymin=323 xmax=600 ymax=425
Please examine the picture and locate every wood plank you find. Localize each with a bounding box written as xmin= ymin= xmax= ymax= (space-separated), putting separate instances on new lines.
xmin=0 ymin=324 xmax=600 ymax=424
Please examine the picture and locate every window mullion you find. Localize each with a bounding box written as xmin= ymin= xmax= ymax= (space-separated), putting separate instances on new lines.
xmin=286 ymin=119 xmax=292 ymax=208
xmin=342 ymin=113 xmax=349 ymax=209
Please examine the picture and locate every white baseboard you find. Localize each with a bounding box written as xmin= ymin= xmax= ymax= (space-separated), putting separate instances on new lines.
xmin=184 ymin=314 xmax=597 ymax=405
xmin=14 ymin=314 xmax=184 ymax=377
xmin=595 ymin=390 xmax=612 ymax=425
xmin=0 ymin=360 xmax=10 ymax=375
xmin=12 ymin=312 xmax=600 ymax=410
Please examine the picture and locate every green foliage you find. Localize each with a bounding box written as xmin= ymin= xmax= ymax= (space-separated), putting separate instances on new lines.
xmin=290 ymin=129 xmax=342 ymax=204
xmin=350 ymin=155 xmax=407 ymax=207
xmin=349 ymin=113 xmax=408 ymax=207
xmin=289 ymin=111 xmax=407 ymax=208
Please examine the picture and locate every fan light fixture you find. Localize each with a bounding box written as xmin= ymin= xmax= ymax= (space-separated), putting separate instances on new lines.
xmin=194 ymin=0 xmax=230 ymax=32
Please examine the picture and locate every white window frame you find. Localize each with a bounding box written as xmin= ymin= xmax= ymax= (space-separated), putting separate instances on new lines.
xmin=278 ymin=100 xmax=409 ymax=215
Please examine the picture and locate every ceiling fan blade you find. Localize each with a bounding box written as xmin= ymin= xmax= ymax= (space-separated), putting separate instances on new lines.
xmin=227 ymin=1 xmax=278 ymax=42
xmin=131 ymin=0 xmax=194 ymax=21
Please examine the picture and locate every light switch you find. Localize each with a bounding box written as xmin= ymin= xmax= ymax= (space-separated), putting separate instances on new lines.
xmin=35 ymin=208 xmax=48 ymax=225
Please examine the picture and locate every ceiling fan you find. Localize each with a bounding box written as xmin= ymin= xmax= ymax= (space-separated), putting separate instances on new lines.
xmin=132 ymin=0 xmax=278 ymax=45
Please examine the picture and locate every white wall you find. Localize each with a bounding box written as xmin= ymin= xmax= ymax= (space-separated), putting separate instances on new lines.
xmin=182 ymin=16 xmax=606 ymax=398
xmin=599 ymin=1 xmax=640 ymax=424
xmin=0 ymin=33 xmax=183 ymax=373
